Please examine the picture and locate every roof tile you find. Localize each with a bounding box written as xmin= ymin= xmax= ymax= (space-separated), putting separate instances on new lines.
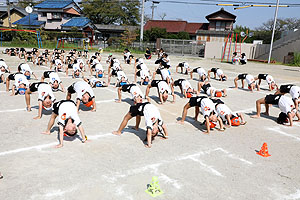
xmin=61 ymin=17 xmax=90 ymax=27
xmin=13 ymin=14 xmax=45 ymax=26
xmin=34 ymin=0 xmax=73 ymax=9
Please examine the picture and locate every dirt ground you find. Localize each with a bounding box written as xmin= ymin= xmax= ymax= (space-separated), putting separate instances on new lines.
xmin=0 ymin=47 xmax=300 ymax=200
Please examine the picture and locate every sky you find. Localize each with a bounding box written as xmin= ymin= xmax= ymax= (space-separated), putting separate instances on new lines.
xmin=143 ymin=0 xmax=300 ymax=29
xmin=1 ymin=0 xmax=299 ymax=29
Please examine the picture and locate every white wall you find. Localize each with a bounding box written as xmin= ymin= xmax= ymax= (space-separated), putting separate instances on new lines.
xmin=204 ymin=42 xmax=255 ymax=60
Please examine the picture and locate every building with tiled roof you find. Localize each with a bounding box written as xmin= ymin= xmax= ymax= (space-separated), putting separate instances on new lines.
xmin=144 ymin=20 xmax=204 ymax=39
xmin=0 ymin=5 xmax=28 ymax=27
xmin=13 ymin=0 xmax=82 ymax=30
xmin=144 ymin=8 xmax=236 ymax=42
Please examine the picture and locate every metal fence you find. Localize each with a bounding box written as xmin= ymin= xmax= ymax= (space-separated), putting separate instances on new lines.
xmin=159 ymin=39 xmax=205 ymax=57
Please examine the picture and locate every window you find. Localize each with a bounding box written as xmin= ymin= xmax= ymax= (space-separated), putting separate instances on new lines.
xmin=216 ymin=21 xmax=225 ymax=31
xmin=42 ymin=12 xmax=47 ymax=17
xmin=52 ymin=12 xmax=61 ymax=19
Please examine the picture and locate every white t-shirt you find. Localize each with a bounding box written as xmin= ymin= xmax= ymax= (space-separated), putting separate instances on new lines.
xmin=130 ymin=85 xmax=143 ymax=99
xmin=206 ymin=87 xmax=216 ymax=96
xmin=92 ymin=58 xmax=100 ymax=65
xmin=143 ymin=104 xmax=163 ymax=130
xmin=160 ymin=68 xmax=170 ymax=81
xmin=240 ymin=56 xmax=247 ymax=62
xmin=49 ymin=72 xmax=61 ymax=84
xmin=95 ymin=63 xmax=103 ymax=72
xmin=89 ymin=78 xmax=104 ymax=87
xmin=140 ymin=69 xmax=150 ymax=80
xmin=181 ymin=80 xmax=192 ymax=91
xmin=112 ymin=63 xmax=121 ymax=71
xmin=289 ymin=86 xmax=300 ymax=100
xmin=73 ymin=63 xmax=81 ymax=72
xmin=77 ymin=58 xmax=84 ymax=65
xmin=216 ymin=69 xmax=223 ymax=77
xmin=14 ymin=74 xmax=29 ymax=89
xmin=200 ymin=98 xmax=216 ymax=118
xmin=183 ymin=62 xmax=189 ymax=69
xmin=113 ymin=58 xmax=120 ymax=65
xmin=278 ymin=96 xmax=295 ymax=114
xmin=55 ymin=59 xmax=62 ymax=66
xmin=57 ymin=101 xmax=81 ymax=127
xmin=124 ymin=52 xmax=131 ymax=60
xmin=216 ymin=104 xmax=235 ymax=121
xmin=117 ymin=71 xmax=127 ymax=81
xmin=137 ymin=58 xmax=144 ymax=65
xmin=0 ymin=61 xmax=8 ymax=70
xmin=73 ymin=81 xmax=95 ymax=100
xmin=139 ymin=63 xmax=148 ymax=71
xmin=245 ymin=74 xmax=255 ymax=85
xmin=266 ymin=75 xmax=275 ymax=84
xmin=196 ymin=68 xmax=206 ymax=76
xmin=158 ymin=81 xmax=171 ymax=94
xmin=38 ymin=83 xmax=56 ymax=101
xmin=163 ymin=56 xmax=170 ymax=65
xmin=20 ymin=63 xmax=32 ymax=74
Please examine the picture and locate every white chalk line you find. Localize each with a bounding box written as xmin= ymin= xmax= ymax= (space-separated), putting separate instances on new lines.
xmin=267 ymin=127 xmax=300 ymax=142
xmin=0 ymin=99 xmax=115 ymax=113
xmin=30 ymin=186 xmax=78 ymax=200
xmin=102 ymin=147 xmax=253 ymax=188
xmin=0 ymin=108 xmax=26 ymax=113
xmin=234 ymin=107 xmax=256 ymax=113
xmin=216 ymin=147 xmax=253 ymax=165
xmin=280 ymin=190 xmax=300 ymax=200
xmin=0 ymin=133 xmax=113 ymax=156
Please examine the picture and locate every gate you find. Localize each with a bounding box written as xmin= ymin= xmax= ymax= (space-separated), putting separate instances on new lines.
xmin=159 ymin=39 xmax=205 ymax=57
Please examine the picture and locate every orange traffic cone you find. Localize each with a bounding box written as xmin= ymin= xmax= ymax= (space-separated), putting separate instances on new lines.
xmin=256 ymin=143 xmax=271 ymax=157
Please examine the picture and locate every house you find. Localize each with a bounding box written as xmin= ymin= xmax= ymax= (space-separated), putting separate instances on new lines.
xmin=13 ymin=0 xmax=84 ymax=30
xmin=144 ymin=8 xmax=236 ymax=42
xmin=196 ymin=8 xmax=236 ymax=42
xmin=144 ymin=20 xmax=205 ymax=40
xmin=94 ymin=24 xmax=138 ymax=41
xmin=0 ymin=5 xmax=28 ymax=27
xmin=61 ymin=17 xmax=97 ymax=42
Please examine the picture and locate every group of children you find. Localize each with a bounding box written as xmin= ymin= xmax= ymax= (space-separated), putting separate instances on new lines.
xmin=1 ymin=47 xmax=299 ymax=181
xmin=1 ymin=47 xmax=300 ymax=151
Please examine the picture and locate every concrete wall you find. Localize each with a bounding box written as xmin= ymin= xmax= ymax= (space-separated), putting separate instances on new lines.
xmin=197 ymin=35 xmax=227 ymax=42
xmin=204 ymin=42 xmax=224 ymax=59
xmin=254 ymin=39 xmax=300 ymax=62
xmin=204 ymin=42 xmax=255 ymax=59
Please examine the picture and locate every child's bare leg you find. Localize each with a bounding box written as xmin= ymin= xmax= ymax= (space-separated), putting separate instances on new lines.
xmin=251 ymin=97 xmax=265 ymax=118
xmin=112 ymin=113 xmax=133 ymax=135
xmin=234 ymin=77 xmax=238 ymax=88
xmin=238 ymin=113 xmax=246 ymax=124
xmin=116 ymin=87 xmax=122 ymax=103
xmin=222 ymin=89 xmax=227 ymax=97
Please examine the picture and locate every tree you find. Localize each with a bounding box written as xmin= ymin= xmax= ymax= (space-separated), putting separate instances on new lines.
xmin=252 ymin=17 xmax=300 ymax=44
xmin=81 ymin=0 xmax=140 ymax=25
xmin=144 ymin=27 xmax=168 ymax=42
xmin=234 ymin=25 xmax=254 ymax=43
xmin=120 ymin=28 xmax=138 ymax=47
xmin=17 ymin=0 xmax=43 ymax=8
xmin=176 ymin=31 xmax=190 ymax=40
xmin=159 ymin=13 xmax=167 ymax=20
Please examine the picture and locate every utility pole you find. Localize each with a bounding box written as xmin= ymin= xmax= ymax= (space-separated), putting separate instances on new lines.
xmin=140 ymin=0 xmax=145 ymax=45
xmin=6 ymin=0 xmax=11 ymax=28
xmin=268 ymin=0 xmax=280 ymax=64
xmin=151 ymin=1 xmax=159 ymax=20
